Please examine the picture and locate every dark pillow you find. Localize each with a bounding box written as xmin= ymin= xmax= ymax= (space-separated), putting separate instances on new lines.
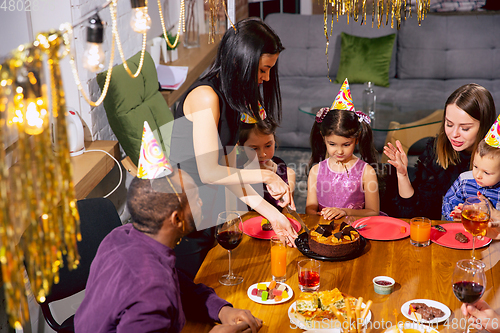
xmin=334 ymin=32 xmax=396 ymax=87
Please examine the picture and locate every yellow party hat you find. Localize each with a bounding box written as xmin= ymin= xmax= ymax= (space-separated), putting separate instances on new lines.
xmin=240 ymin=101 xmax=267 ymax=124
xmin=330 ymin=78 xmax=355 ymax=111
xmin=485 ymin=114 xmax=500 ymax=148
xmin=137 ymin=121 xmax=173 ymax=179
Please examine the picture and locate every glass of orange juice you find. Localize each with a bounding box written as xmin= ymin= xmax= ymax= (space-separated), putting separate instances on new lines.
xmin=271 ymin=236 xmax=287 ymax=282
xmin=410 ymin=217 xmax=431 ymax=247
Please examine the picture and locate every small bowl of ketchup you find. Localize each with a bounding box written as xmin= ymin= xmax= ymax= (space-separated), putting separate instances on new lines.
xmin=373 ymin=276 xmax=395 ymax=295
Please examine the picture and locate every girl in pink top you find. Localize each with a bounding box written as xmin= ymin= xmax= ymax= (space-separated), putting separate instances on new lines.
xmin=306 ymin=108 xmax=380 ymax=220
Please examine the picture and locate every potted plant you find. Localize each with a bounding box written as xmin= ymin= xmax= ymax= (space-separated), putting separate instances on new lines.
xmin=162 ymin=32 xmax=179 ymax=62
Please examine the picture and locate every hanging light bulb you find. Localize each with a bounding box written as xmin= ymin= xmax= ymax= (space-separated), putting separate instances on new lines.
xmin=130 ymin=0 xmax=151 ymax=33
xmin=83 ymin=13 xmax=105 ymax=72
xmin=10 ymin=47 xmax=49 ymax=135
xmin=24 ymin=98 xmax=47 ymax=135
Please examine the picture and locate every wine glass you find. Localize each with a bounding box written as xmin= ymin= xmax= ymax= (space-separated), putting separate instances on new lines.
xmin=461 ymin=196 xmax=490 ymax=259
xmin=452 ymin=259 xmax=486 ymax=333
xmin=215 ymin=211 xmax=244 ymax=286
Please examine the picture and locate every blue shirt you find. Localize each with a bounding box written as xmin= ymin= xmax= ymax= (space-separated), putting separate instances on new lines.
xmin=75 ymin=223 xmax=230 ymax=333
xmin=442 ymin=171 xmax=500 ymax=221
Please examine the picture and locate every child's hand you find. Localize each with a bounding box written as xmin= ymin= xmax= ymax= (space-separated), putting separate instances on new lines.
xmin=320 ymin=207 xmax=346 ymax=220
xmin=450 ymin=204 xmax=463 ymax=221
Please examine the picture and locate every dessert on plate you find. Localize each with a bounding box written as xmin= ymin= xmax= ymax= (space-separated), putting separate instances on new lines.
xmin=308 ymin=218 xmax=361 ymax=257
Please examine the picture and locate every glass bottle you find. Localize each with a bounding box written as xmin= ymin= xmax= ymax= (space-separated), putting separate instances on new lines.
xmin=363 ymin=82 xmax=376 ymax=122
xmin=183 ymin=0 xmax=200 ymax=48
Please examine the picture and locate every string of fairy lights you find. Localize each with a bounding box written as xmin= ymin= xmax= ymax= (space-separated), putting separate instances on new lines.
xmin=0 ymin=0 xmax=430 ymax=328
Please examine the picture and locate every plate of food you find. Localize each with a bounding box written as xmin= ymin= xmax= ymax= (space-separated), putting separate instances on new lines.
xmin=384 ymin=322 xmax=440 ymax=333
xmin=288 ymin=289 xmax=372 ymax=331
xmin=430 ymin=223 xmax=491 ymax=250
xmin=241 ymin=216 xmax=301 ymax=240
xmin=401 ymin=299 xmax=451 ymax=324
xmin=352 ymin=216 xmax=410 ymax=241
xmin=247 ymin=281 xmax=293 ymax=305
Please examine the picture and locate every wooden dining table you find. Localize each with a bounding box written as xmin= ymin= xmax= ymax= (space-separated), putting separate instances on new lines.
xmin=183 ymin=213 xmax=500 ymax=332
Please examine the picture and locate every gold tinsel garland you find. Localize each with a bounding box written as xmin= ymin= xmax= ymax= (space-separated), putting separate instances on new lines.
xmin=0 ymin=31 xmax=80 ymax=328
xmin=325 ymin=0 xmax=430 ymax=30
xmin=323 ymin=0 xmax=429 ymax=80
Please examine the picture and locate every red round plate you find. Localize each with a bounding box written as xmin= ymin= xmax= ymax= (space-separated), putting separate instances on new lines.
xmin=352 ymin=216 xmax=410 ymax=241
xmin=241 ymin=216 xmax=302 ymax=240
xmin=431 ymin=223 xmax=491 ymax=249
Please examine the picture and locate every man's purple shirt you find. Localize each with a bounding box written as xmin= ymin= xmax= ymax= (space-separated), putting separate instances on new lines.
xmin=75 ymin=223 xmax=230 ymax=332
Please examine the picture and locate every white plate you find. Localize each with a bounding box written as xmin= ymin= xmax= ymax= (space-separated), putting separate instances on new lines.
xmin=288 ymin=301 xmax=372 ymax=331
xmin=247 ymin=282 xmax=293 ymax=305
xmin=401 ymin=299 xmax=451 ymax=324
xmin=385 ymin=322 xmax=440 ymax=333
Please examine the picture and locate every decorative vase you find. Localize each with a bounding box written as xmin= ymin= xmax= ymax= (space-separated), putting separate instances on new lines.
xmin=168 ymin=49 xmax=178 ymax=62
xmin=183 ymin=0 xmax=200 ymax=48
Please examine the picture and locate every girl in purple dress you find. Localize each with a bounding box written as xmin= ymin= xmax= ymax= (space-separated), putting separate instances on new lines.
xmin=306 ymin=107 xmax=379 ymax=220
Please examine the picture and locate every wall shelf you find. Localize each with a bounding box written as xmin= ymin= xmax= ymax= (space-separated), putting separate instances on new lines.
xmin=160 ymin=34 xmax=222 ymax=107
xmin=71 ymin=140 xmax=120 ymax=199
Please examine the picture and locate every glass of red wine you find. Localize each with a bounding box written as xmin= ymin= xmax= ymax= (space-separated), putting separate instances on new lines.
xmin=461 ymin=196 xmax=490 ymax=259
xmin=215 ymin=211 xmax=244 ymax=286
xmin=452 ymin=259 xmax=486 ymax=333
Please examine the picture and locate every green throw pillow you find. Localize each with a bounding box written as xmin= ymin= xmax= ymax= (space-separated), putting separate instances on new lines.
xmin=334 ymin=32 xmax=396 ymax=87
xmin=96 ymin=51 xmax=174 ymax=166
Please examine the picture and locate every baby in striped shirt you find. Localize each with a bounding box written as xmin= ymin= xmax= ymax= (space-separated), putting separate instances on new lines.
xmin=442 ymin=139 xmax=500 ymax=221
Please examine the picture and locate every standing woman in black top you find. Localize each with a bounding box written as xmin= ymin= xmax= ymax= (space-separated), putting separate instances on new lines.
xmin=170 ymin=18 xmax=297 ymax=279
xmin=383 ymin=83 xmax=496 ymax=220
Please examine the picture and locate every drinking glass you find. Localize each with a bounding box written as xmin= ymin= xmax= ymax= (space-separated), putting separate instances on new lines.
xmin=297 ymin=259 xmax=321 ymax=292
xmin=462 ymin=196 xmax=490 ymax=259
xmin=452 ymin=259 xmax=486 ymax=333
xmin=216 ymin=211 xmax=243 ymax=286
xmin=271 ymin=236 xmax=287 ymax=282
xmin=410 ymin=217 xmax=431 ymax=247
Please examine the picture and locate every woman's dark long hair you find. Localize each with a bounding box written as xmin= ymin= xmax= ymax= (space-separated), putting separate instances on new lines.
xmin=309 ymin=109 xmax=378 ymax=169
xmin=201 ymin=17 xmax=285 ymax=124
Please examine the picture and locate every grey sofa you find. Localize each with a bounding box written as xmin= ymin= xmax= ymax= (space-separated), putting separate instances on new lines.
xmin=265 ymin=13 xmax=500 ymax=149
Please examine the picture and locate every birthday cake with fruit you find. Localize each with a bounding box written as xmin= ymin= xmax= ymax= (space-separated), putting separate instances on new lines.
xmin=308 ymin=218 xmax=361 ymax=257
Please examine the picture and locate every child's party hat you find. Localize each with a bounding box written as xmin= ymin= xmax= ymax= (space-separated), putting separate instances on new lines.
xmin=330 ymin=78 xmax=355 ymax=111
xmin=485 ymin=114 xmax=500 ymax=148
xmin=137 ymin=121 xmax=173 ymax=179
xmin=240 ymin=101 xmax=267 ymax=123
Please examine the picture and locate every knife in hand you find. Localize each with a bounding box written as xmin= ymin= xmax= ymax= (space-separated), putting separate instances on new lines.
xmin=286 ymin=205 xmax=310 ymax=234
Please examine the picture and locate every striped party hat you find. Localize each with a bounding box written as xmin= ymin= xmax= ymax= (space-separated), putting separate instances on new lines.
xmin=137 ymin=121 xmax=173 ymax=179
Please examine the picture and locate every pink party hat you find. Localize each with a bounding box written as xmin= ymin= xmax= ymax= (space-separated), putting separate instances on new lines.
xmin=485 ymin=114 xmax=500 ymax=148
xmin=330 ymin=78 xmax=355 ymax=111
xmin=137 ymin=121 xmax=173 ymax=179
